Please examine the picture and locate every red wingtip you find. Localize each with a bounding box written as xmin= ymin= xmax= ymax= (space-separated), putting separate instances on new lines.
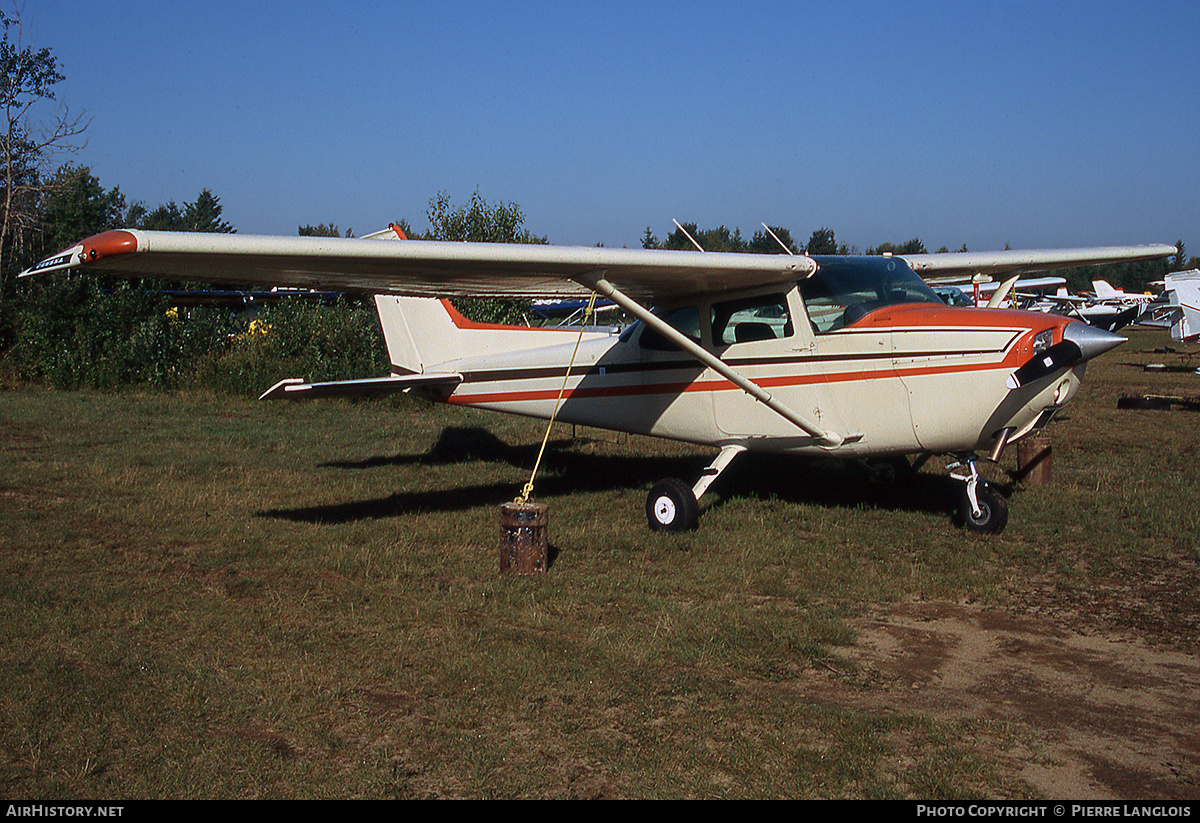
xmin=389 ymin=223 xmax=408 ymax=240
xmin=80 ymin=230 xmax=139 ymax=262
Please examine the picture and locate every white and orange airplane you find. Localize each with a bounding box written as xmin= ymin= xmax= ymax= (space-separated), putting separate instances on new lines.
xmin=22 ymin=226 xmax=1175 ymax=533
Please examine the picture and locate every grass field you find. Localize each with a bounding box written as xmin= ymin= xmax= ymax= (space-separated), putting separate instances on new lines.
xmin=1 ymin=326 xmax=1197 ymax=799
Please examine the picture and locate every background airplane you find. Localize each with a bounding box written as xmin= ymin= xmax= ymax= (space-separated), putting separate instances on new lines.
xmin=931 ymin=272 xmax=1160 ymax=333
xmin=1159 ymin=270 xmax=1200 ymax=342
xmin=928 ymin=275 xmax=1068 ymax=309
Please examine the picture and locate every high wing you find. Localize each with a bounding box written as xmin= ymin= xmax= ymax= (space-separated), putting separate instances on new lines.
xmin=21 ymin=229 xmax=1175 ymax=302
xmin=20 ymin=229 xmax=813 ymax=302
xmin=900 ymin=246 xmax=1176 ymax=280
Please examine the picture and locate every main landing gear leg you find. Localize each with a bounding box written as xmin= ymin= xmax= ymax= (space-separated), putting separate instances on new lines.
xmin=647 ymin=444 xmax=746 ymax=533
xmin=947 ymin=454 xmax=1008 ymax=533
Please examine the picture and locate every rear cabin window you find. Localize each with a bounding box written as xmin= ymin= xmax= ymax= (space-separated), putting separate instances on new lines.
xmin=710 ymin=294 xmax=792 ymax=346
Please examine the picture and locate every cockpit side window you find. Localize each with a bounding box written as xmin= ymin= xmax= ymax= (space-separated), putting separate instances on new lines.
xmin=799 ymin=256 xmax=943 ymax=333
xmin=710 ymin=293 xmax=792 ymax=346
xmin=637 ymin=305 xmax=704 ymax=350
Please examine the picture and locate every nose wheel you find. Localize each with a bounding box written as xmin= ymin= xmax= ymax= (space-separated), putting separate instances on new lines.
xmin=948 ymin=455 xmax=1008 ymax=533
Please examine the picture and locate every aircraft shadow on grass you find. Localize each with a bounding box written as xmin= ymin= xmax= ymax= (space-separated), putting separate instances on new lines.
xmin=257 ymin=426 xmax=966 ymax=527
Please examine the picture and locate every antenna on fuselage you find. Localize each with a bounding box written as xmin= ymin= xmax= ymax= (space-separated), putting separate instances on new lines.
xmin=672 ymin=219 xmax=706 ymax=252
xmin=761 ymin=223 xmax=796 ymax=256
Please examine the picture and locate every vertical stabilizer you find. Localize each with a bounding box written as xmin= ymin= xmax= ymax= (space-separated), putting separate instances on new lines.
xmin=373 ymin=295 xmax=616 ymax=375
xmin=374 ymin=295 xmax=425 ymax=373
xmin=367 ymin=223 xmax=476 ymax=372
xmin=1165 ymin=270 xmax=1200 ymax=342
xmin=374 ymin=295 xmax=490 ymax=373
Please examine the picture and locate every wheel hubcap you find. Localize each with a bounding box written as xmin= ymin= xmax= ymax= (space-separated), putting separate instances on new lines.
xmin=654 ymin=497 xmax=676 ymax=524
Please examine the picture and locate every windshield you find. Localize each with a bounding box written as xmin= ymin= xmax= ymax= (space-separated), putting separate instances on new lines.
xmin=799 ymin=256 xmax=943 ymax=332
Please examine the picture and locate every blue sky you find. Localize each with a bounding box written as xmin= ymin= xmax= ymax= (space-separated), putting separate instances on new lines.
xmin=20 ymin=1 xmax=1200 ymax=254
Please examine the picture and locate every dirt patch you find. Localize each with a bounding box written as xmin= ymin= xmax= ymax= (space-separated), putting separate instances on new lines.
xmin=835 ymin=598 xmax=1200 ymax=799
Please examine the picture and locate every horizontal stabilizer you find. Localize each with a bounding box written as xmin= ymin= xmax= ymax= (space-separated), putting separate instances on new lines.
xmin=258 ymin=372 xmax=462 ymax=401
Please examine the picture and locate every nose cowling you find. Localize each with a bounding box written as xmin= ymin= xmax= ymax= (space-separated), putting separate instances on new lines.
xmin=1062 ymin=320 xmax=1126 ymax=362
xmin=1006 ymin=321 xmax=1125 ymax=390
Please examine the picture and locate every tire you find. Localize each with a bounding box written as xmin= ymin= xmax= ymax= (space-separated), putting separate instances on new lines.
xmin=958 ymin=482 xmax=1008 ymax=534
xmin=646 ymin=478 xmax=699 ymax=532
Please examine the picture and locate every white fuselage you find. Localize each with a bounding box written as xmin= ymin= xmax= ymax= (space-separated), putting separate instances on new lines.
xmin=421 ymin=290 xmax=1082 ymax=460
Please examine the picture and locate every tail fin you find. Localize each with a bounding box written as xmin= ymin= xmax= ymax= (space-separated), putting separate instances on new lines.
xmin=1166 ymin=270 xmax=1200 ymax=342
xmin=374 ymin=295 xmax=476 ymax=373
xmin=374 ymin=295 xmax=614 ymax=374
xmin=1092 ymin=279 xmax=1121 ymax=298
xmin=365 ymin=223 xmax=613 ymax=374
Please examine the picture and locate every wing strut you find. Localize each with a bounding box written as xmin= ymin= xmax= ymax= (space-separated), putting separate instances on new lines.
xmin=579 ymin=273 xmax=845 ymax=448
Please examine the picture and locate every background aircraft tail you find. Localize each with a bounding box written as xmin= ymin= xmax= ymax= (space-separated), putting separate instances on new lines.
xmin=1165 ymin=270 xmax=1200 ymax=342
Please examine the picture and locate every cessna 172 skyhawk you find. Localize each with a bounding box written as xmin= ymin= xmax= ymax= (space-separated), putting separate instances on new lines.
xmin=22 ymin=227 xmax=1175 ymax=533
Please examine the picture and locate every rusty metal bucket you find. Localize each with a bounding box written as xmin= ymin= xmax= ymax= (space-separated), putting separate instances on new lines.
xmin=499 ymin=502 xmax=548 ymax=575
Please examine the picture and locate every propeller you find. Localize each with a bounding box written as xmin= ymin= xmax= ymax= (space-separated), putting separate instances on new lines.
xmin=1006 ymin=321 xmax=1125 ymax=390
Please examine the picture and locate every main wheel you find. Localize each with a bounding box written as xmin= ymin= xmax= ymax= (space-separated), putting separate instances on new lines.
xmin=646 ymin=478 xmax=699 ymax=532
xmin=957 ymin=482 xmax=1008 ymax=533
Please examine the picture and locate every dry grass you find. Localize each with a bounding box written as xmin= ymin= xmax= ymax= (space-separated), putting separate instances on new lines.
xmin=0 ymin=326 xmax=1196 ymax=798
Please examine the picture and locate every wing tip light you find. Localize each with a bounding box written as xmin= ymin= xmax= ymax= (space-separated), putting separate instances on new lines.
xmin=20 ymin=230 xmax=139 ymax=277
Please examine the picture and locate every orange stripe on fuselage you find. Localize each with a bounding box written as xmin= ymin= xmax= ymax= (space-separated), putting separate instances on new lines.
xmin=447 ymin=357 xmax=1018 ymax=406
xmin=446 ymin=305 xmax=1062 ymax=406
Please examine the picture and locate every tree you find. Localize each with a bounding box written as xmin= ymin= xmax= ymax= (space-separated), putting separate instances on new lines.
xmin=299 ymin=223 xmax=354 ymax=237
xmin=424 ymin=189 xmax=546 ymax=244
xmin=660 ymin=222 xmax=702 ymax=250
xmin=0 ymin=9 xmax=88 ymax=301
xmin=35 ymin=164 xmax=125 ymax=256
xmin=647 ymin=222 xmax=800 ymax=254
xmin=750 ymin=225 xmax=799 ymax=255
xmin=127 ymin=188 xmax=234 ymax=233
xmin=805 ymin=227 xmax=840 ymax=255
xmin=652 ymin=222 xmax=752 ymax=253
xmin=423 ymin=190 xmax=545 ymax=324
xmin=181 ymin=189 xmax=233 ymax=233
xmin=868 ymin=238 xmax=926 ymax=255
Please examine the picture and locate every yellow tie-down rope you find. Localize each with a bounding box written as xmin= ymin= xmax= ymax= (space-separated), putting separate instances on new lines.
xmin=516 ymin=292 xmax=599 ymax=505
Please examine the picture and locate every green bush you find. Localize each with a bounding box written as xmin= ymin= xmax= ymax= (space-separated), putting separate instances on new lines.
xmin=195 ymin=297 xmax=389 ymax=396
xmin=7 ymin=277 xmax=388 ymax=396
